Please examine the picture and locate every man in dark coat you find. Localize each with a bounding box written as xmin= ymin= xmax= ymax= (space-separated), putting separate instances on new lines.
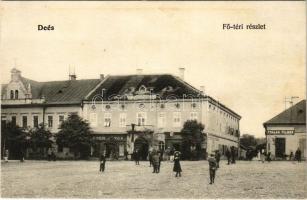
xmin=173 ymin=150 xmax=182 ymax=177
xmin=99 ymin=154 xmax=106 ymax=172
xmin=230 ymin=146 xmax=236 ymax=164
xmin=208 ymin=153 xmax=217 ymax=184
xmin=148 ymin=150 xmax=153 ymax=167
xmin=134 ymin=149 xmax=140 ymax=165
xmin=295 ymin=148 xmax=302 ymax=162
xmin=225 ymin=148 xmax=231 ymax=165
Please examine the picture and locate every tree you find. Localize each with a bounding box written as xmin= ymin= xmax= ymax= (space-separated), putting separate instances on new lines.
xmin=1 ymin=122 xmax=28 ymax=160
xmin=240 ymin=134 xmax=257 ymax=148
xmin=28 ymin=124 xmax=53 ymax=158
xmin=180 ymin=120 xmax=205 ymax=160
xmin=55 ymin=114 xmax=93 ymax=159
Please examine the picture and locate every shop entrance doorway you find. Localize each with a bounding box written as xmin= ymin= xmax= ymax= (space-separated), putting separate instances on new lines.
xmin=134 ymin=137 xmax=149 ymax=160
xmin=275 ymin=138 xmax=285 ymax=158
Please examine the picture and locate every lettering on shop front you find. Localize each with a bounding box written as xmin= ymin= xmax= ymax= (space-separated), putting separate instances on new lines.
xmin=94 ymin=136 xmax=125 ymax=141
xmin=266 ymin=130 xmax=294 ymax=135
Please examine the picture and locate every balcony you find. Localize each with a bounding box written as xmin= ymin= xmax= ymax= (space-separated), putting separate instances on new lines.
xmin=126 ymin=124 xmax=155 ymax=132
xmin=1 ymin=98 xmax=45 ymax=105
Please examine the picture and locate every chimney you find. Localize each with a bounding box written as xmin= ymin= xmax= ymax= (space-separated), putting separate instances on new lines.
xmin=178 ymin=67 xmax=185 ymax=80
xmin=69 ymin=74 xmax=77 ymax=80
xmin=11 ymin=68 xmax=21 ymax=82
xmin=200 ymin=86 xmax=205 ymax=95
xmin=69 ymin=66 xmax=77 ymax=80
xmin=136 ymin=68 xmax=143 ymax=75
xmin=100 ymin=74 xmax=105 ymax=80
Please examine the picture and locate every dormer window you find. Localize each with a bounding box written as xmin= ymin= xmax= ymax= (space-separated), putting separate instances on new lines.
xmin=15 ymin=90 xmax=18 ymax=99
xmin=139 ymin=85 xmax=147 ymax=93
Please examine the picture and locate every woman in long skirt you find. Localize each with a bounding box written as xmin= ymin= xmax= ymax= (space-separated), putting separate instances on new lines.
xmin=173 ymin=150 xmax=182 ymax=177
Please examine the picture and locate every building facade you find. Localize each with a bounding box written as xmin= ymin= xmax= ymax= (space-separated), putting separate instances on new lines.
xmin=263 ymin=100 xmax=306 ymax=160
xmin=1 ymin=68 xmax=241 ymax=159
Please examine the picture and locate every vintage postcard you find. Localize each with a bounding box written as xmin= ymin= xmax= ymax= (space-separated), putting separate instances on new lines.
xmin=0 ymin=1 xmax=306 ymax=199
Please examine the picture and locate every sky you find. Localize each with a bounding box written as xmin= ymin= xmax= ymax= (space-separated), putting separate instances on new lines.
xmin=0 ymin=2 xmax=305 ymax=138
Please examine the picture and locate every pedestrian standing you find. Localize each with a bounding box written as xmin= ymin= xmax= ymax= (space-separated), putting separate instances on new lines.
xmin=4 ymin=149 xmax=9 ymax=163
xmin=173 ymin=150 xmax=182 ymax=177
xmin=215 ymin=150 xmax=221 ymax=168
xmin=225 ymin=148 xmax=231 ymax=165
xmin=134 ymin=149 xmax=140 ymax=165
xmin=230 ymin=146 xmax=236 ymax=164
xmin=295 ymin=148 xmax=301 ymax=162
xmin=152 ymin=153 xmax=160 ymax=173
xmin=208 ymin=153 xmax=217 ymax=184
xmin=148 ymin=150 xmax=153 ymax=167
xmin=99 ymin=154 xmax=106 ymax=172
xmin=158 ymin=150 xmax=163 ymax=172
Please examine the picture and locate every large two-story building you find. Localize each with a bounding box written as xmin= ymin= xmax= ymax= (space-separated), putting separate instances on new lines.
xmin=1 ymin=68 xmax=241 ymax=159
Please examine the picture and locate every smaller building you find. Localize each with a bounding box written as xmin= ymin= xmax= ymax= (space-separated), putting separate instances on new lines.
xmin=263 ymin=100 xmax=306 ymax=160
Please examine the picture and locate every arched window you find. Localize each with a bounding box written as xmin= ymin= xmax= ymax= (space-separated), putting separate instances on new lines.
xmin=15 ymin=90 xmax=19 ymax=99
xmin=10 ymin=90 xmax=14 ymax=99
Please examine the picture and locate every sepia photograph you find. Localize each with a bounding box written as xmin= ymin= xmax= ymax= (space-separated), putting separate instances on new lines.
xmin=0 ymin=1 xmax=306 ymax=199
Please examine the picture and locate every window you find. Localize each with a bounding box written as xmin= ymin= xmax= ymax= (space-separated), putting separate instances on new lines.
xmin=22 ymin=116 xmax=27 ymax=129
xmin=159 ymin=141 xmax=165 ymax=151
xmin=59 ymin=115 xmax=64 ymax=126
xmin=48 ymin=116 xmax=53 ymax=128
xmin=173 ymin=112 xmax=181 ymax=127
xmin=15 ymin=90 xmax=19 ymax=99
xmin=158 ymin=112 xmax=166 ymax=128
xmin=137 ymin=112 xmax=146 ymax=126
xmin=104 ymin=113 xmax=111 ymax=127
xmin=11 ymin=116 xmax=16 ymax=126
xmin=10 ymin=90 xmax=14 ymax=99
xmin=90 ymin=113 xmax=97 ymax=127
xmin=190 ymin=112 xmax=198 ymax=121
xmin=119 ymin=113 xmax=126 ymax=128
xmin=33 ymin=116 xmax=39 ymax=128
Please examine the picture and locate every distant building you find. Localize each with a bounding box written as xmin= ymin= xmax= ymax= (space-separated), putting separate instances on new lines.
xmin=263 ymin=100 xmax=306 ymax=160
xmin=1 ymin=68 xmax=241 ymax=159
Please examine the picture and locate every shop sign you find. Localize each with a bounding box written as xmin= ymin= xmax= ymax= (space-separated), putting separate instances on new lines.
xmin=94 ymin=135 xmax=126 ymax=141
xmin=266 ymin=130 xmax=295 ymax=135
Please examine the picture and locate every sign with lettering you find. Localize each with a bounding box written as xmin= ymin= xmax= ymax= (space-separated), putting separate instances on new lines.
xmin=93 ymin=135 xmax=126 ymax=141
xmin=266 ymin=130 xmax=295 ymax=135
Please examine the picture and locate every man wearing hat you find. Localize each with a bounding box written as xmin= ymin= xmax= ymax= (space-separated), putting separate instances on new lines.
xmin=208 ymin=152 xmax=217 ymax=184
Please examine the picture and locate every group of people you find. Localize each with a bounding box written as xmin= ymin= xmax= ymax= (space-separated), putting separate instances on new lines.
xmin=225 ymin=147 xmax=237 ymax=165
xmin=290 ymin=148 xmax=302 ymax=162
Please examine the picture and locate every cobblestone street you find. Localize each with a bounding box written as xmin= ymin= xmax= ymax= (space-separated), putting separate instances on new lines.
xmin=1 ymin=160 xmax=306 ymax=198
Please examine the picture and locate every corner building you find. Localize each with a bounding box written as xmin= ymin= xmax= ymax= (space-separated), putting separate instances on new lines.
xmin=1 ymin=68 xmax=241 ymax=159
xmin=263 ymin=100 xmax=306 ymax=160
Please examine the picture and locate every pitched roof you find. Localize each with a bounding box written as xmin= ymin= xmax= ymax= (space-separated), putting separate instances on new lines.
xmin=87 ymin=74 xmax=203 ymax=100
xmin=38 ymin=79 xmax=102 ymax=104
xmin=264 ymin=100 xmax=306 ymax=125
xmin=1 ymin=77 xmax=102 ymax=105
